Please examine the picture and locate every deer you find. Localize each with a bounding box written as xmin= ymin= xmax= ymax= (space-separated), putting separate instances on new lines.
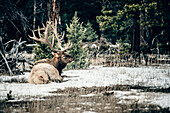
xmin=28 ymin=20 xmax=74 ymax=84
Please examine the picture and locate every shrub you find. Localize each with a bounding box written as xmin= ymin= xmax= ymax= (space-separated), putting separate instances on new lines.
xmin=66 ymin=12 xmax=90 ymax=69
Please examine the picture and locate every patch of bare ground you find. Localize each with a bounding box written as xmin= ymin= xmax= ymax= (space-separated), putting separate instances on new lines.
xmin=50 ymin=85 xmax=170 ymax=94
xmin=0 ymin=85 xmax=169 ymax=113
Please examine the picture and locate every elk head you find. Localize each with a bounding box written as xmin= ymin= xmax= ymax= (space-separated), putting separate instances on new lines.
xmin=29 ymin=19 xmax=73 ymax=75
xmin=51 ymin=51 xmax=74 ymax=75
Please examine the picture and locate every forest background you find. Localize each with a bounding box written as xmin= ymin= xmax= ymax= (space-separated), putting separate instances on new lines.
xmin=0 ymin=0 xmax=169 ymax=74
xmin=0 ymin=0 xmax=169 ymax=53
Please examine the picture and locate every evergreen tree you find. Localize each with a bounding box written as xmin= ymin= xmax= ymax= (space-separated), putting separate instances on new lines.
xmin=116 ymin=39 xmax=131 ymax=55
xmin=33 ymin=20 xmax=60 ymax=61
xmin=97 ymin=0 xmax=167 ymax=53
xmin=34 ymin=41 xmax=53 ymax=61
xmin=66 ymin=12 xmax=90 ymax=69
xmin=60 ymin=0 xmax=102 ymax=34
xmin=96 ymin=3 xmax=123 ymax=44
xmin=83 ymin=21 xmax=98 ymax=42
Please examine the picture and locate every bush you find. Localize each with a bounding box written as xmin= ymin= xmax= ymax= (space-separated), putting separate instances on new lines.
xmin=116 ymin=39 xmax=131 ymax=55
xmin=66 ymin=12 xmax=91 ymax=69
xmin=33 ymin=21 xmax=59 ymax=61
xmin=34 ymin=12 xmax=96 ymax=69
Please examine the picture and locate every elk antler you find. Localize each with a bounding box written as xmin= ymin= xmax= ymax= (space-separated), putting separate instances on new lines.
xmin=28 ymin=20 xmax=72 ymax=52
xmin=52 ymin=19 xmax=72 ymax=51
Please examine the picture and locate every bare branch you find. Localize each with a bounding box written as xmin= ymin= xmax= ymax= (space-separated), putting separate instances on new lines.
xmin=0 ymin=52 xmax=14 ymax=76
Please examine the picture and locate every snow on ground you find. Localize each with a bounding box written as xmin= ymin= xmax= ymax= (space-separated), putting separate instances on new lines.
xmin=114 ymin=90 xmax=170 ymax=108
xmin=0 ymin=65 xmax=170 ymax=108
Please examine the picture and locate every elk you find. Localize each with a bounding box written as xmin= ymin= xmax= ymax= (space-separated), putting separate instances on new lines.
xmin=28 ymin=20 xmax=73 ymax=84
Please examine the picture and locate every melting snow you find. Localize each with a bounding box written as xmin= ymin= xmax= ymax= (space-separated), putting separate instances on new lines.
xmin=0 ymin=65 xmax=169 ymax=108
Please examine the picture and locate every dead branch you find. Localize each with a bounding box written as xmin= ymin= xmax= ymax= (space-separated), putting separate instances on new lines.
xmin=0 ymin=52 xmax=14 ymax=76
xmin=0 ymin=38 xmax=32 ymax=75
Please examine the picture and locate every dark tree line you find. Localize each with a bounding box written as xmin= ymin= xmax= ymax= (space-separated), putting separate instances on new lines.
xmin=0 ymin=0 xmax=169 ymax=75
xmin=0 ymin=0 xmax=169 ymax=54
xmin=97 ymin=0 xmax=169 ymax=54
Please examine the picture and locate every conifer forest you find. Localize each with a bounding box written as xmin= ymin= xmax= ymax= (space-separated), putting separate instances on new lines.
xmin=0 ymin=0 xmax=170 ymax=112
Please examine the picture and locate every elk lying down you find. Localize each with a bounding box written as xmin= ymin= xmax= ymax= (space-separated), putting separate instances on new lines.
xmin=35 ymin=51 xmax=74 ymax=75
xmin=28 ymin=19 xmax=73 ymax=84
xmin=28 ymin=63 xmax=62 ymax=84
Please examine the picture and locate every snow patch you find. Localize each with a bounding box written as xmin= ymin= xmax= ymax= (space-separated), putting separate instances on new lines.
xmin=80 ymin=94 xmax=96 ymax=97
xmin=0 ymin=66 xmax=169 ymax=108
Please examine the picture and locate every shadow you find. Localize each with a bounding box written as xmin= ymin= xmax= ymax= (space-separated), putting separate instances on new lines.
xmin=55 ymin=75 xmax=79 ymax=83
xmin=61 ymin=79 xmax=71 ymax=83
xmin=61 ymin=75 xmax=79 ymax=78
xmin=52 ymin=79 xmax=71 ymax=83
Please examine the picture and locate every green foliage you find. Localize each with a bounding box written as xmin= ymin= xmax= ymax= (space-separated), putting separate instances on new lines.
xmin=118 ymin=1 xmax=163 ymax=28
xmin=66 ymin=12 xmax=90 ymax=69
xmin=96 ymin=0 xmax=166 ymax=53
xmin=84 ymin=21 xmax=98 ymax=42
xmin=96 ymin=6 xmax=122 ymax=43
xmin=116 ymin=39 xmax=131 ymax=55
xmin=60 ymin=0 xmax=102 ymax=34
xmin=33 ymin=21 xmax=59 ymax=61
xmin=97 ymin=1 xmax=163 ymax=36
xmin=33 ymin=42 xmax=53 ymax=61
xmin=1 ymin=0 xmax=169 ymax=54
xmin=34 ymin=13 xmax=96 ymax=69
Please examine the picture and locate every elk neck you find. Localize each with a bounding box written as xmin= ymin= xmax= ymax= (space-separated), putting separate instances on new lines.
xmin=49 ymin=57 xmax=59 ymax=68
xmin=57 ymin=60 xmax=67 ymax=75
xmin=49 ymin=56 xmax=67 ymax=75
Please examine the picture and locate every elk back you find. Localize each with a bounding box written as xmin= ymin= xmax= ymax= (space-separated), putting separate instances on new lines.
xmin=28 ymin=63 xmax=62 ymax=84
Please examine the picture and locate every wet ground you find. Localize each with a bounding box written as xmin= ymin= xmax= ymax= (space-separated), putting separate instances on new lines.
xmin=0 ymin=85 xmax=169 ymax=113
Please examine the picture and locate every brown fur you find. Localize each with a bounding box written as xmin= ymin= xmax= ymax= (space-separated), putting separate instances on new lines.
xmin=28 ymin=20 xmax=73 ymax=84
xmin=28 ymin=63 xmax=62 ymax=84
xmin=28 ymin=52 xmax=73 ymax=84
xmin=34 ymin=51 xmax=74 ymax=75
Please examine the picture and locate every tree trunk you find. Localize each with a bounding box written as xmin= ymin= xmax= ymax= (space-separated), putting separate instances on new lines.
xmin=140 ymin=9 xmax=145 ymax=47
xmin=0 ymin=37 xmax=5 ymax=55
xmin=33 ymin=0 xmax=36 ymax=30
xmin=132 ymin=22 xmax=140 ymax=52
xmin=52 ymin=0 xmax=62 ymax=34
xmin=47 ymin=0 xmax=51 ymax=19
xmin=52 ymin=0 xmax=60 ymax=22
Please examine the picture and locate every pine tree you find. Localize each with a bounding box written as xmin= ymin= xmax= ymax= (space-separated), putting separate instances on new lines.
xmin=33 ymin=41 xmax=53 ymax=61
xmin=116 ymin=39 xmax=131 ymax=55
xmin=83 ymin=21 xmax=98 ymax=42
xmin=33 ymin=20 xmax=59 ymax=61
xmin=66 ymin=12 xmax=90 ymax=69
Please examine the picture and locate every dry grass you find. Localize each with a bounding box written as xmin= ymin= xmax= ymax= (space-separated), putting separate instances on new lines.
xmin=0 ymin=85 xmax=169 ymax=113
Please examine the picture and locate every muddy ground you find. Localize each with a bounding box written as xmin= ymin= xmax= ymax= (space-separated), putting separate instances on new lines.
xmin=0 ymin=85 xmax=169 ymax=113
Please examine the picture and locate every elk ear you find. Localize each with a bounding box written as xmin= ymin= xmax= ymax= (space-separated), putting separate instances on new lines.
xmin=52 ymin=52 xmax=59 ymax=58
